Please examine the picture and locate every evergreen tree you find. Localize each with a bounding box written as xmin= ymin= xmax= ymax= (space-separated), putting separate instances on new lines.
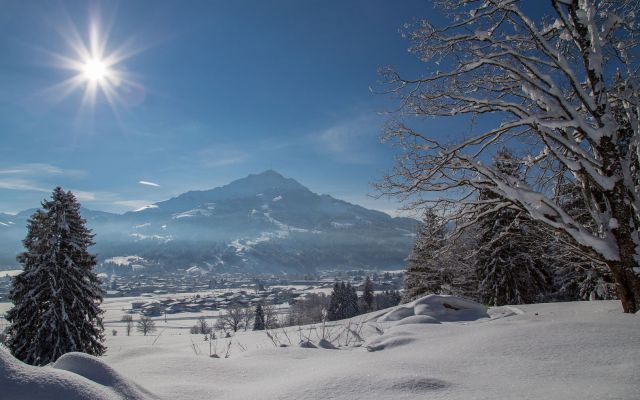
xmin=548 ymin=179 xmax=616 ymax=300
xmin=362 ymin=277 xmax=374 ymax=311
xmin=253 ymin=304 xmax=266 ymax=330
xmin=6 ymin=188 xmax=105 ymax=365
xmin=327 ymin=282 xmax=344 ymax=321
xmin=344 ymin=283 xmax=359 ymax=318
xmin=403 ymin=210 xmax=447 ymax=302
xmin=327 ymin=281 xmax=360 ymax=321
xmin=474 ymin=150 xmax=550 ymax=306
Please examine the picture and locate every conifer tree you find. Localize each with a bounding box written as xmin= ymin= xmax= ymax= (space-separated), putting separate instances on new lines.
xmin=327 ymin=281 xmax=360 ymax=321
xmin=548 ymin=179 xmax=616 ymax=300
xmin=475 ymin=150 xmax=550 ymax=306
xmin=403 ymin=210 xmax=447 ymax=302
xmin=362 ymin=277 xmax=374 ymax=312
xmin=6 ymin=188 xmax=105 ymax=365
xmin=345 ymin=283 xmax=359 ymax=318
xmin=327 ymin=282 xmax=344 ymax=321
xmin=253 ymin=304 xmax=266 ymax=331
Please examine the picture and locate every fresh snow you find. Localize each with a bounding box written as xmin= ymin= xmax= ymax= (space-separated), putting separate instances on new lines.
xmin=0 ymin=347 xmax=154 ymax=400
xmin=134 ymin=205 xmax=158 ymax=212
xmin=0 ymin=269 xmax=23 ymax=277
xmin=104 ymin=256 xmax=146 ymax=267
xmin=2 ymin=297 xmax=638 ymax=399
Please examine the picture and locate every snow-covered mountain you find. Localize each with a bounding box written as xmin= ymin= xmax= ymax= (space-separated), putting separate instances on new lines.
xmin=0 ymin=170 xmax=419 ymax=273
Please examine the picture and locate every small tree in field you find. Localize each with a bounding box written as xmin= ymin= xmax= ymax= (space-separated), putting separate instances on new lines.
xmin=217 ymin=306 xmax=245 ymax=332
xmin=121 ymin=315 xmax=134 ymax=336
xmin=6 ymin=188 xmax=105 ymax=365
xmin=362 ymin=276 xmax=374 ymax=312
xmin=377 ymin=0 xmax=640 ymax=312
xmin=137 ymin=316 xmax=156 ymax=336
xmin=253 ymin=304 xmax=265 ymax=331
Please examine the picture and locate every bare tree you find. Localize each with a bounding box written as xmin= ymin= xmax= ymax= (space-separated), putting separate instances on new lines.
xmin=241 ymin=307 xmax=253 ymax=331
xmin=121 ymin=315 xmax=134 ymax=336
xmin=263 ymin=304 xmax=279 ymax=329
xmin=191 ymin=316 xmax=211 ymax=334
xmin=136 ymin=316 xmax=156 ymax=336
xmin=217 ymin=306 xmax=245 ymax=332
xmin=377 ymin=0 xmax=640 ymax=312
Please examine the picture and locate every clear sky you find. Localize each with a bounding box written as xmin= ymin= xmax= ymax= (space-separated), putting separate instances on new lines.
xmin=0 ymin=0 xmax=443 ymax=215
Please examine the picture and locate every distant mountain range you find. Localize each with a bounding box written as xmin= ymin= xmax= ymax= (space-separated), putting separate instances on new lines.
xmin=0 ymin=170 xmax=419 ymax=274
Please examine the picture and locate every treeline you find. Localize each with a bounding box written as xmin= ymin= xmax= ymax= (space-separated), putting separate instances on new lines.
xmin=405 ymin=149 xmax=617 ymax=306
xmin=189 ymin=279 xmax=402 ymax=336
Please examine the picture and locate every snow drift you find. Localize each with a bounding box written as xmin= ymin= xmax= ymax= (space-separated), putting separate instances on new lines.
xmin=377 ymin=294 xmax=489 ymax=325
xmin=0 ymin=346 xmax=154 ymax=400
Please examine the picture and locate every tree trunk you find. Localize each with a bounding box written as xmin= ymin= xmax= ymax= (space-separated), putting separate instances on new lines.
xmin=607 ymin=179 xmax=640 ymax=313
xmin=607 ymin=257 xmax=640 ymax=313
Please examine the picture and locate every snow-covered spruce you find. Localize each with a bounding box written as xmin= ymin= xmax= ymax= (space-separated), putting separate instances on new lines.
xmin=327 ymin=281 xmax=359 ymax=321
xmin=377 ymin=0 xmax=640 ymax=312
xmin=547 ymin=179 xmax=617 ymax=300
xmin=6 ymin=187 xmax=105 ymax=365
xmin=474 ymin=149 xmax=551 ymax=306
xmin=403 ymin=210 xmax=476 ymax=302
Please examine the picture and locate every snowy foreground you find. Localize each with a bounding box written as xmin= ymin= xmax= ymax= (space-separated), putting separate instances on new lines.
xmin=2 ymin=295 xmax=639 ymax=400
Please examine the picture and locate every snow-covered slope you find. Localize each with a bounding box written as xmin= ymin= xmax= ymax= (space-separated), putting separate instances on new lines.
xmin=103 ymin=299 xmax=640 ymax=399
xmin=4 ymin=298 xmax=636 ymax=400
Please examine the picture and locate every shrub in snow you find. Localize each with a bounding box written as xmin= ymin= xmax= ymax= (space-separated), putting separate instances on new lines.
xmin=6 ymin=188 xmax=105 ymax=365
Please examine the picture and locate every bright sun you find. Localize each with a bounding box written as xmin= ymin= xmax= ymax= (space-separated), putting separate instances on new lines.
xmin=83 ymin=58 xmax=109 ymax=82
xmin=44 ymin=16 xmax=144 ymax=111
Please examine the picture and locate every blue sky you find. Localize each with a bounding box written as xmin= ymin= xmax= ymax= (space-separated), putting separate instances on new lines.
xmin=0 ymin=0 xmax=443 ymax=215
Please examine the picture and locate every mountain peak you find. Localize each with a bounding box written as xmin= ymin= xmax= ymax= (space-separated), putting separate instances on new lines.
xmin=233 ymin=170 xmax=306 ymax=192
xmin=254 ymin=169 xmax=284 ymax=179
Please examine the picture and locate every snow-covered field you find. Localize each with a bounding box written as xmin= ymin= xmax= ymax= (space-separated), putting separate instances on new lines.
xmin=2 ymin=296 xmax=639 ymax=399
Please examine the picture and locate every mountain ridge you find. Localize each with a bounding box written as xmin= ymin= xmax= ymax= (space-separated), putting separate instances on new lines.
xmin=0 ymin=170 xmax=419 ymax=273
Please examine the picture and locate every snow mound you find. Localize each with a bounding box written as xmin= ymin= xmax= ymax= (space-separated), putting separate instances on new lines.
xmin=53 ymin=352 xmax=154 ymax=399
xmin=0 ymin=347 xmax=152 ymax=400
xmin=378 ymin=294 xmax=488 ymax=325
xmin=365 ymin=335 xmax=416 ymax=352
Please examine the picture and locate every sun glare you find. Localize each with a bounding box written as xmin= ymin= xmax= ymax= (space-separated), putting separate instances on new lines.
xmin=83 ymin=58 xmax=108 ymax=82
xmin=42 ymin=13 xmax=144 ymax=113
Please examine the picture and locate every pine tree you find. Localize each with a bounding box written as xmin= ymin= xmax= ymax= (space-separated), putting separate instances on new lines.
xmin=6 ymin=188 xmax=105 ymax=365
xmin=475 ymin=150 xmax=550 ymax=306
xmin=253 ymin=304 xmax=266 ymax=330
xmin=344 ymin=283 xmax=359 ymax=318
xmin=362 ymin=277 xmax=374 ymax=312
xmin=327 ymin=282 xmax=344 ymax=321
xmin=403 ymin=210 xmax=447 ymax=302
xmin=548 ymin=179 xmax=616 ymax=300
xmin=327 ymin=281 xmax=359 ymax=321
